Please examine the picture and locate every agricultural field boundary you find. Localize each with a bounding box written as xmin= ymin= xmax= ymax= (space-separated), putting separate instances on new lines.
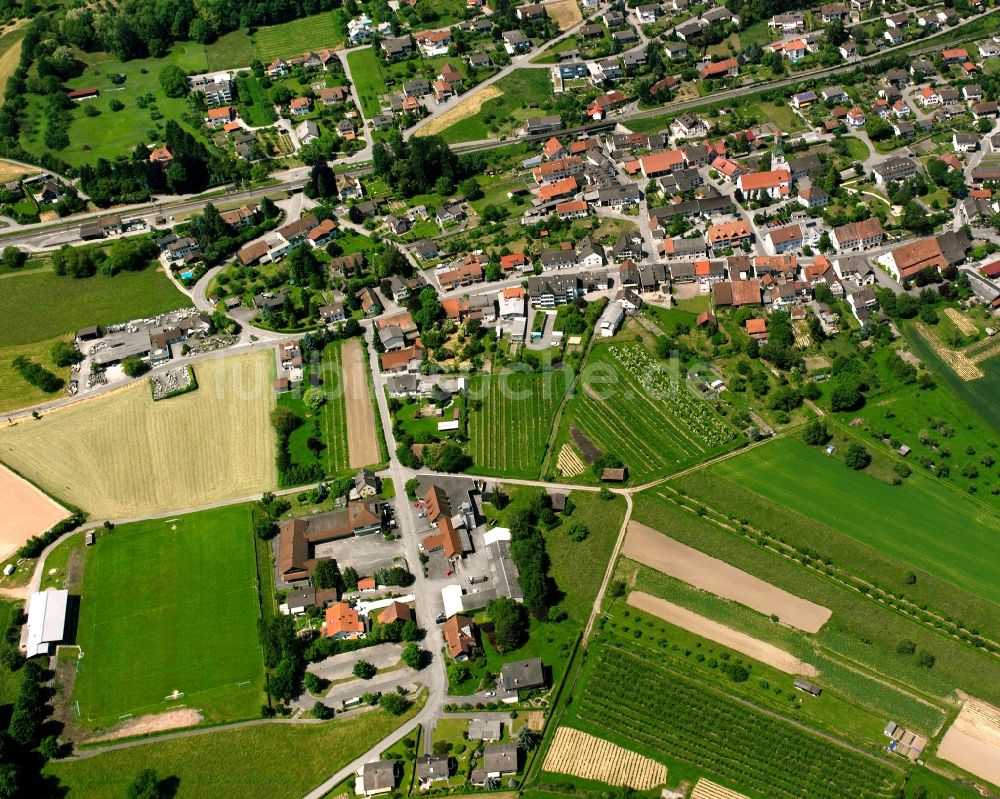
xmin=621 ymin=521 xmax=832 ymax=633
xmin=626 ymin=591 xmax=818 ymax=677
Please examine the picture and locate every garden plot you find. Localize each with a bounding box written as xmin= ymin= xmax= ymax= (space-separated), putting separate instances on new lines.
xmin=915 ymin=323 xmax=982 ymax=380
xmin=936 ymin=697 xmax=1000 ymax=789
xmin=626 ymin=592 xmax=818 ymax=676
xmin=621 ymin=522 xmax=832 ymax=633
xmin=556 ymin=444 xmax=585 ymax=477
xmin=468 ymin=370 xmax=567 ymax=479
xmin=543 ymin=726 xmax=666 ymax=789
xmin=566 ymin=345 xmax=736 ymax=480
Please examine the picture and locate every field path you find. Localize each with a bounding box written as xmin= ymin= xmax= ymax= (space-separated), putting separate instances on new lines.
xmin=342 ymin=338 xmax=379 ymax=468
xmin=622 ymin=521 xmax=832 ymax=633
xmin=627 ymin=591 xmax=818 ymax=676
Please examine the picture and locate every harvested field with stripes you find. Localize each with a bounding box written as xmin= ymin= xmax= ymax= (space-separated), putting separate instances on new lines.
xmin=691 ymin=779 xmax=751 ymax=799
xmin=915 ymin=323 xmax=982 ymax=380
xmin=936 ymin=697 xmax=1000 ymax=788
xmin=944 ymin=308 xmax=978 ymax=337
xmin=543 ymin=726 xmax=666 ymax=789
xmin=556 ymin=444 xmax=585 ymax=477
xmin=468 ymin=370 xmax=567 ymax=478
xmin=965 ymin=334 xmax=1000 ymax=364
xmin=559 ymin=344 xmax=737 ymax=481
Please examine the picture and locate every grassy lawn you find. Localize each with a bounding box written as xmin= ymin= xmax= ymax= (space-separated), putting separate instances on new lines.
xmin=237 ymin=75 xmax=277 ymax=126
xmin=0 ymin=265 xmax=187 ymax=347
xmin=346 ymin=48 xmax=388 ymax=119
xmin=841 ymin=136 xmax=870 ymax=161
xmin=253 ymin=12 xmax=347 ymax=62
xmin=439 ymin=70 xmax=554 ymax=144
xmin=630 ymin=488 xmax=1000 ymax=710
xmin=544 ymin=492 xmax=626 ymax=625
xmin=21 ymin=44 xmax=208 ymax=166
xmin=706 ymin=437 xmax=1000 ymax=604
xmin=46 ymin=700 xmax=423 ymax=798
xmin=467 ymin=370 xmax=568 ymax=479
xmin=73 ymin=505 xmax=265 ymax=727
xmin=984 ymin=57 xmax=1000 ymax=75
xmin=206 ymin=29 xmax=256 ymax=71
xmin=737 ymin=19 xmax=772 ymax=46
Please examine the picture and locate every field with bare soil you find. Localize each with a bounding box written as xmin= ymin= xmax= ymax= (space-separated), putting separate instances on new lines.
xmin=936 ymin=697 xmax=1000 ymax=789
xmin=621 ymin=522 xmax=832 ymax=633
xmin=543 ymin=726 xmax=666 ymax=789
xmin=342 ymin=338 xmax=380 ymax=467
xmin=0 ymin=463 xmax=68 ymax=560
xmin=545 ymin=0 xmax=583 ymax=30
xmin=627 ymin=591 xmax=818 ymax=676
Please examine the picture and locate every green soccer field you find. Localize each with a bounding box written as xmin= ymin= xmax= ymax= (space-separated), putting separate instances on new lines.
xmin=706 ymin=437 xmax=1000 ymax=604
xmin=73 ymin=506 xmax=265 ymax=727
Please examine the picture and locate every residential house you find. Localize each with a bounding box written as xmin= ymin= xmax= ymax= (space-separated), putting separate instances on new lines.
xmin=707 ymin=220 xmax=752 ymax=250
xmin=873 ymin=157 xmax=918 ymax=186
xmin=699 ymin=57 xmax=738 ymax=80
xmin=443 ymin=614 xmax=476 ymax=659
xmin=362 ymin=761 xmax=397 ymax=796
xmin=831 ymin=217 xmax=884 ymax=251
xmin=737 ymin=169 xmax=791 ymax=200
xmin=767 ymin=224 xmax=803 ymax=254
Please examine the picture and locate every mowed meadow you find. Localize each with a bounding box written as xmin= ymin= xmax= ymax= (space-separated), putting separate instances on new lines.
xmin=705 ymin=438 xmax=1000 ymax=605
xmin=0 ymin=351 xmax=276 ymax=518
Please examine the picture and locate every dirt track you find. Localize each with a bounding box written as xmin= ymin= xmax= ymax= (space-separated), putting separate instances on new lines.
xmin=0 ymin=462 xmax=68 ymax=561
xmin=627 ymin=591 xmax=818 ymax=676
xmin=342 ymin=338 xmax=379 ymax=468
xmin=937 ymin=697 xmax=1000 ymax=788
xmin=622 ymin=522 xmax=832 ymax=633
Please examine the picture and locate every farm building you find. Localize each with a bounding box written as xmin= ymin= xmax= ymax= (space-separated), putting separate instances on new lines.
xmin=794 ymin=678 xmax=822 ymax=696
xmin=484 ymin=527 xmax=523 ymax=602
xmin=24 ymin=589 xmax=69 ymax=657
xmin=601 ymin=467 xmax=628 ymax=482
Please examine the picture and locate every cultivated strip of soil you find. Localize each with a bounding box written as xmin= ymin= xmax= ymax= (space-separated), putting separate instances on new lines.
xmin=937 ymin=697 xmax=1000 ymax=788
xmin=342 ymin=338 xmax=379 ymax=468
xmin=622 ymin=522 xmax=832 ymax=633
xmin=627 ymin=591 xmax=818 ymax=676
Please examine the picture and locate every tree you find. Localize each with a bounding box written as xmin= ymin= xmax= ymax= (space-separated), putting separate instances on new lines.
xmin=313 ymin=558 xmax=343 ymax=591
xmin=353 ymin=660 xmax=377 ymax=679
xmin=254 ymin=517 xmax=278 ymax=540
xmin=565 ymin=520 xmax=589 ymax=542
xmin=159 ymin=65 xmax=188 ymax=98
xmin=303 ymin=387 xmax=326 ymax=411
xmin=803 ymin=419 xmax=830 ymax=446
xmin=126 ymin=769 xmax=167 ymax=799
xmin=342 ymin=566 xmax=359 ymax=590
xmin=379 ymin=691 xmax=411 ymax=715
xmin=1 ymin=246 xmax=26 ymax=270
xmin=830 ymin=375 xmax=863 ymax=411
xmin=917 ymin=651 xmax=936 ymax=669
xmin=121 ymin=355 xmax=149 ymax=377
xmin=459 ymin=177 xmax=483 ymax=201
xmin=517 ymin=725 xmax=541 ymax=751
xmin=401 ymin=642 xmax=426 ymax=670
xmin=271 ymin=406 xmax=300 ymax=436
xmin=50 ymin=339 xmax=82 ymax=367
xmin=489 ymin=597 xmax=528 ymax=653
xmin=844 ymin=443 xmax=871 ymax=470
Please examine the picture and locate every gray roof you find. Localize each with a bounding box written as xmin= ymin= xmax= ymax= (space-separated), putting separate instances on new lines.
xmin=416 ymin=755 xmax=450 ymax=781
xmin=501 ymin=657 xmax=545 ymax=691
xmin=363 ymin=761 xmax=397 ymax=791
xmin=483 ymin=743 xmax=519 ymax=775
xmin=468 ymin=718 xmax=503 ymax=740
